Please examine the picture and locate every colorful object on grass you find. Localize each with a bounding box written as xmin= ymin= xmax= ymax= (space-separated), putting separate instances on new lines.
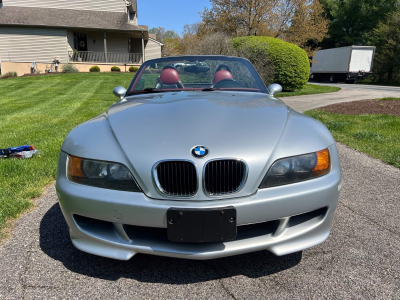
xmin=0 ymin=145 xmax=40 ymax=159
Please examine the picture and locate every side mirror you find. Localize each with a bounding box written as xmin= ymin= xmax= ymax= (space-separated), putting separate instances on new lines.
xmin=113 ymin=86 xmax=127 ymax=100
xmin=268 ymin=83 xmax=283 ymax=96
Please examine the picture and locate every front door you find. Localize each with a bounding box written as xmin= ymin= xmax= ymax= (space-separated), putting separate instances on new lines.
xmin=75 ymin=33 xmax=88 ymax=52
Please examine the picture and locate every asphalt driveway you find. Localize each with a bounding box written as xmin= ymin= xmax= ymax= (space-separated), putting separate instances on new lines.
xmin=283 ymin=83 xmax=400 ymax=112
xmin=1 ymin=86 xmax=399 ymax=299
xmin=310 ymin=82 xmax=400 ymax=93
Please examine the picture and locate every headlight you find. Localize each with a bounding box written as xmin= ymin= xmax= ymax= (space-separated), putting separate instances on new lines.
xmin=67 ymin=155 xmax=141 ymax=192
xmin=259 ymin=148 xmax=330 ymax=188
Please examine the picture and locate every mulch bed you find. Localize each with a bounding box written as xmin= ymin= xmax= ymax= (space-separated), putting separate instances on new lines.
xmin=317 ymin=100 xmax=400 ymax=116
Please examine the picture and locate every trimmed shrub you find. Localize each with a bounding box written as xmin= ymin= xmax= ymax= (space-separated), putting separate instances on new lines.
xmin=61 ymin=63 xmax=79 ymax=73
xmin=89 ymin=66 xmax=100 ymax=72
xmin=111 ymin=66 xmax=121 ymax=72
xmin=183 ymin=33 xmax=275 ymax=86
xmin=129 ymin=66 xmax=138 ymax=72
xmin=0 ymin=72 xmax=18 ymax=79
xmin=232 ymin=36 xmax=309 ymax=91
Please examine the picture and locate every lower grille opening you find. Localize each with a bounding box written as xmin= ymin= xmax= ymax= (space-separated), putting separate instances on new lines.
xmin=288 ymin=207 xmax=328 ymax=228
xmin=124 ymin=222 xmax=280 ymax=242
xmin=154 ymin=161 xmax=197 ymax=197
xmin=73 ymin=214 xmax=116 ymax=240
xmin=73 ymin=208 xmax=328 ymax=245
xmin=236 ymin=220 xmax=280 ymax=240
xmin=74 ymin=214 xmax=113 ymax=230
xmin=73 ymin=215 xmax=281 ymax=244
xmin=124 ymin=225 xmax=168 ymax=241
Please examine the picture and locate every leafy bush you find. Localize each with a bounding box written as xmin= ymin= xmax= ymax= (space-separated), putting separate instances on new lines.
xmin=61 ymin=63 xmax=79 ymax=73
xmin=233 ymin=36 xmax=309 ymax=91
xmin=0 ymin=72 xmax=18 ymax=79
xmin=184 ymin=32 xmax=275 ymax=86
xmin=129 ymin=66 xmax=138 ymax=72
xmin=111 ymin=66 xmax=121 ymax=72
xmin=89 ymin=66 xmax=100 ymax=72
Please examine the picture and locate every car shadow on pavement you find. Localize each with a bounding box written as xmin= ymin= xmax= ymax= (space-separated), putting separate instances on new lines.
xmin=40 ymin=203 xmax=302 ymax=283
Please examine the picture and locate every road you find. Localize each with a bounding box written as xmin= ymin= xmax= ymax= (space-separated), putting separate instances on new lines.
xmin=1 ymin=84 xmax=400 ymax=299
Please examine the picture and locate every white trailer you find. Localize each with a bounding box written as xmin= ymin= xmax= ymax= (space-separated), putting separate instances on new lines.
xmin=310 ymin=46 xmax=376 ymax=84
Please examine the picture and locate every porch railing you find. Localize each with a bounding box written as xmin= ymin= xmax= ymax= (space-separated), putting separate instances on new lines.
xmin=68 ymin=51 xmax=142 ymax=64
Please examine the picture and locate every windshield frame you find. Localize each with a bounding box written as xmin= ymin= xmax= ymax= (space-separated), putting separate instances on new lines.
xmin=126 ymin=55 xmax=269 ymax=94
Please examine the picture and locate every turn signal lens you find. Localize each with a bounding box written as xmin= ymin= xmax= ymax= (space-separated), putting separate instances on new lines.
xmin=68 ymin=156 xmax=85 ymax=178
xmin=259 ymin=148 xmax=331 ymax=188
xmin=67 ymin=155 xmax=141 ymax=192
xmin=313 ymin=149 xmax=330 ymax=172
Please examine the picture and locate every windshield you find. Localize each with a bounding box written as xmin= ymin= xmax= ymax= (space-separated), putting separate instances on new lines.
xmin=127 ymin=56 xmax=267 ymax=94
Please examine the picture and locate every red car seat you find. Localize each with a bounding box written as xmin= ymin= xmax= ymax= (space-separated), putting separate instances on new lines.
xmin=156 ymin=69 xmax=185 ymax=89
xmin=213 ymin=70 xmax=233 ymax=84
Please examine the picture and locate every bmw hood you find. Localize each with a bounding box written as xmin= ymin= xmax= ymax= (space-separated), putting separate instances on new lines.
xmin=105 ymin=91 xmax=289 ymax=199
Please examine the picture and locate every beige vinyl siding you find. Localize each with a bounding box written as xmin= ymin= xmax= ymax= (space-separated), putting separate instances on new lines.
xmin=2 ymin=0 xmax=126 ymax=13
xmin=145 ymin=39 xmax=162 ymax=61
xmin=87 ymin=32 xmax=105 ymax=52
xmin=67 ymin=31 xmax=74 ymax=53
xmin=0 ymin=27 xmax=68 ymax=63
xmin=107 ymin=33 xmax=129 ymax=53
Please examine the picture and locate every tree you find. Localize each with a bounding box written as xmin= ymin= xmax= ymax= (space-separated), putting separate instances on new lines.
xmin=370 ymin=11 xmax=400 ymax=82
xmin=176 ymin=23 xmax=202 ymax=54
xmin=283 ymin=0 xmax=330 ymax=55
xmin=199 ymin=0 xmax=329 ymax=56
xmin=149 ymin=27 xmax=179 ymax=43
xmin=319 ymin=0 xmax=399 ymax=48
xmin=162 ymin=37 xmax=181 ymax=57
xmin=199 ymin=0 xmax=275 ymax=37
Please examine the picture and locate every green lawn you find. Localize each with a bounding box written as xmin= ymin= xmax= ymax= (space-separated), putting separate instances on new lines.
xmin=305 ymin=110 xmax=400 ymax=168
xmin=375 ymin=97 xmax=400 ymax=101
xmin=0 ymin=74 xmax=341 ymax=236
xmin=278 ymin=84 xmax=340 ymax=97
xmin=0 ymin=73 xmax=134 ymax=235
xmin=358 ymin=81 xmax=400 ymax=87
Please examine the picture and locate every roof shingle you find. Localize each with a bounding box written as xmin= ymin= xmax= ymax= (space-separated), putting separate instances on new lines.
xmin=0 ymin=6 xmax=148 ymax=32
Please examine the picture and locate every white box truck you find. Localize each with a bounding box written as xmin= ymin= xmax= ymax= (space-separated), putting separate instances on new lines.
xmin=310 ymin=46 xmax=376 ymax=84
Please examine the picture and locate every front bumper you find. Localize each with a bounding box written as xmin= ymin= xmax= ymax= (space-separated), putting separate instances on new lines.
xmin=348 ymin=72 xmax=372 ymax=80
xmin=56 ymin=145 xmax=341 ymax=260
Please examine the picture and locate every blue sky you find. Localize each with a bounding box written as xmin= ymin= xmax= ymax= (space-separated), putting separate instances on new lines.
xmin=138 ymin=0 xmax=211 ymax=35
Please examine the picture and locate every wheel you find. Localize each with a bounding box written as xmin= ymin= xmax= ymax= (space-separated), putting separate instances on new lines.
xmin=329 ymin=74 xmax=337 ymax=83
xmin=345 ymin=79 xmax=356 ymax=84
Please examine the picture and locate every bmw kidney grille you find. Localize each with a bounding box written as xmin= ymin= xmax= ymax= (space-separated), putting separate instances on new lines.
xmin=154 ymin=159 xmax=248 ymax=197
xmin=204 ymin=159 xmax=247 ymax=196
xmin=154 ymin=161 xmax=197 ymax=197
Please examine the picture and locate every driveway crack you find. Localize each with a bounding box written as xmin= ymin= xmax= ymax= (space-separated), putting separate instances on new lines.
xmin=341 ymin=203 xmax=400 ymax=238
xmin=19 ymin=240 xmax=35 ymax=300
xmin=203 ymin=262 xmax=237 ymax=300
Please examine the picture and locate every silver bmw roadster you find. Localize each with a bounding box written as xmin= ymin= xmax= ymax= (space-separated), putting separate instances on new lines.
xmin=56 ymin=55 xmax=342 ymax=260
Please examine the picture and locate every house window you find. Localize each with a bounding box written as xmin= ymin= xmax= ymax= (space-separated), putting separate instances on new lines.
xmin=0 ymin=1 xmax=3 ymax=9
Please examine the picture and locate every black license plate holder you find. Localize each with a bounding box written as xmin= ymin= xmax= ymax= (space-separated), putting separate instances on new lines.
xmin=167 ymin=207 xmax=237 ymax=243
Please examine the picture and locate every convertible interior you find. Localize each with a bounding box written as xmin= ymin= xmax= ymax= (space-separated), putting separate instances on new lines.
xmin=154 ymin=63 xmax=246 ymax=90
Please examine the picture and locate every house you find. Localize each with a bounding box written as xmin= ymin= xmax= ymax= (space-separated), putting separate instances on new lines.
xmin=0 ymin=0 xmax=163 ymax=75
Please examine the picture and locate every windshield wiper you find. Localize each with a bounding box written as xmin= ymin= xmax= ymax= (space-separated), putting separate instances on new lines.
xmin=201 ymin=88 xmax=221 ymax=91
xmin=127 ymin=88 xmax=186 ymax=95
xmin=127 ymin=88 xmax=163 ymax=95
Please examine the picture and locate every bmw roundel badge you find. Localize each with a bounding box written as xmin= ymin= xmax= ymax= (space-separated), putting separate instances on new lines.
xmin=191 ymin=146 xmax=209 ymax=158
